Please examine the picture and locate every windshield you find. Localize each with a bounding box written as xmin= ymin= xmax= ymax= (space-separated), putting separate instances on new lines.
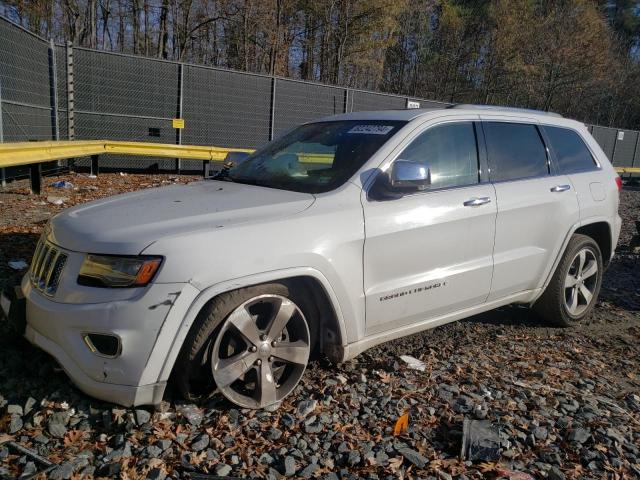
xmin=228 ymin=120 xmax=406 ymax=193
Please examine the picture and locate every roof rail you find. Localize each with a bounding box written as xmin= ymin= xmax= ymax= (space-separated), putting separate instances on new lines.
xmin=447 ymin=104 xmax=562 ymax=118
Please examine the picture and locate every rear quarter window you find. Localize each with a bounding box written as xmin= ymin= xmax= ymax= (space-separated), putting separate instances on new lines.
xmin=544 ymin=126 xmax=598 ymax=174
xmin=484 ymin=122 xmax=549 ymax=182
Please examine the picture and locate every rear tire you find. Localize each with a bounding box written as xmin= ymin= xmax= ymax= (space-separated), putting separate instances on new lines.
xmin=173 ymin=282 xmax=317 ymax=408
xmin=534 ymin=234 xmax=603 ymax=327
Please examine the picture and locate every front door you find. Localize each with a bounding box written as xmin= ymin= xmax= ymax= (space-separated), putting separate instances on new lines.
xmin=362 ymin=120 xmax=497 ymax=335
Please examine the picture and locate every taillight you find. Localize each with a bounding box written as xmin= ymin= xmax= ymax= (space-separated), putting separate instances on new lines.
xmin=615 ymin=176 xmax=622 ymax=191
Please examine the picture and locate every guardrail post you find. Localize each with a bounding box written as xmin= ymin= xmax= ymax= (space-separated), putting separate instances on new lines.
xmin=91 ymin=155 xmax=99 ymax=176
xmin=30 ymin=164 xmax=42 ymax=195
xmin=202 ymin=160 xmax=210 ymax=178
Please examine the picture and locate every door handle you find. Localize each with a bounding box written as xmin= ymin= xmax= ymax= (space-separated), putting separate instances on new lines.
xmin=463 ymin=196 xmax=492 ymax=207
xmin=550 ymin=184 xmax=571 ymax=192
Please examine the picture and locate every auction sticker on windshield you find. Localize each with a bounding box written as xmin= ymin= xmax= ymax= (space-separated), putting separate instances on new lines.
xmin=348 ymin=125 xmax=395 ymax=135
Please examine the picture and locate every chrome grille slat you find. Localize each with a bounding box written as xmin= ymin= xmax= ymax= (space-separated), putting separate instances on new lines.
xmin=30 ymin=239 xmax=45 ymax=281
xmin=35 ymin=245 xmax=51 ymax=284
xmin=30 ymin=236 xmax=68 ymax=297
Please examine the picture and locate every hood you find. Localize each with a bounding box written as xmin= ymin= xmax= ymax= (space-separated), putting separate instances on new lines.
xmin=49 ymin=180 xmax=315 ymax=254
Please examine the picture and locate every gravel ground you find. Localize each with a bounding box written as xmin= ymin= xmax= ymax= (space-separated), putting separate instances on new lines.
xmin=0 ymin=174 xmax=638 ymax=480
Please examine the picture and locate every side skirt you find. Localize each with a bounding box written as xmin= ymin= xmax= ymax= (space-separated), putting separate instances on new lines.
xmin=336 ymin=289 xmax=541 ymax=362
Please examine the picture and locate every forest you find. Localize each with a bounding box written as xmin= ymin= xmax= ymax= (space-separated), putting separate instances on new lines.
xmin=2 ymin=0 xmax=640 ymax=129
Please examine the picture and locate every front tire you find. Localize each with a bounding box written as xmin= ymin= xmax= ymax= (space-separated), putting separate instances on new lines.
xmin=534 ymin=234 xmax=603 ymax=327
xmin=174 ymin=283 xmax=314 ymax=409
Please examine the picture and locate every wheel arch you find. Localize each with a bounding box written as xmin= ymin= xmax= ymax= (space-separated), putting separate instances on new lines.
xmin=533 ymin=218 xmax=614 ymax=304
xmin=574 ymin=221 xmax=612 ymax=268
xmin=154 ymin=267 xmax=349 ymax=386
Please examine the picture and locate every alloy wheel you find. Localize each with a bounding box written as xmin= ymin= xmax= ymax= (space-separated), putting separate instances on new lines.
xmin=211 ymin=294 xmax=310 ymax=408
xmin=564 ymin=248 xmax=599 ymax=317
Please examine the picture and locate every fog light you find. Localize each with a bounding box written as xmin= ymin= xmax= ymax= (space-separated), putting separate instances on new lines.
xmin=83 ymin=333 xmax=121 ymax=358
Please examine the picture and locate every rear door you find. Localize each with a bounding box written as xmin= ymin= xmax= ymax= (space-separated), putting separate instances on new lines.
xmin=482 ymin=117 xmax=580 ymax=301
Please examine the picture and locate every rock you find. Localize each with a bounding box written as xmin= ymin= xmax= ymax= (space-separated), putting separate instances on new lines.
xmin=347 ymin=450 xmax=361 ymax=466
xmin=46 ymin=196 xmax=69 ymax=206
xmin=145 ymin=445 xmax=163 ymax=458
xmin=24 ymin=398 xmax=37 ymax=416
xmin=437 ymin=470 xmax=453 ymax=480
xmin=177 ymin=404 xmax=202 ymax=426
xmin=21 ymin=462 xmax=37 ymax=477
xmin=568 ymin=427 xmax=591 ymax=444
xmin=259 ymin=453 xmax=274 ymax=465
xmin=215 ymin=464 xmax=232 ymax=476
xmin=191 ymin=433 xmax=209 ymax=452
xmin=533 ymin=426 xmax=548 ymax=441
xmin=146 ymin=468 xmax=166 ymax=480
xmin=297 ymin=400 xmax=317 ymax=418
xmin=300 ymin=463 xmax=319 ymax=478
xmin=48 ymin=422 xmax=67 ymax=438
xmin=284 ymin=455 xmax=297 ymax=476
xmin=397 ymin=447 xmax=429 ymax=468
xmin=9 ymin=414 xmax=23 ymax=434
xmin=268 ymin=427 xmax=283 ymax=441
xmin=156 ymin=439 xmax=172 ymax=451
xmin=6 ymin=404 xmax=23 ymax=415
xmin=547 ymin=466 xmax=566 ymax=480
xmin=135 ymin=409 xmax=152 ymax=425
xmin=49 ymin=462 xmax=74 ymax=480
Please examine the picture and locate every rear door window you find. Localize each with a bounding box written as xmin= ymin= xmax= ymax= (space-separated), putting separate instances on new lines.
xmin=544 ymin=126 xmax=598 ymax=174
xmin=484 ymin=122 xmax=549 ymax=182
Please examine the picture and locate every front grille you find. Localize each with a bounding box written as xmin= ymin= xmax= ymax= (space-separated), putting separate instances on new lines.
xmin=30 ymin=237 xmax=68 ymax=296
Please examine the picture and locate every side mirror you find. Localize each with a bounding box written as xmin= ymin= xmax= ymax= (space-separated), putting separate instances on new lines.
xmin=389 ymin=160 xmax=431 ymax=191
xmin=224 ymin=151 xmax=251 ymax=166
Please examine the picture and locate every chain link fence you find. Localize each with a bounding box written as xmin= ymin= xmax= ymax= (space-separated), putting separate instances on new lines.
xmin=1 ymin=15 xmax=640 ymax=180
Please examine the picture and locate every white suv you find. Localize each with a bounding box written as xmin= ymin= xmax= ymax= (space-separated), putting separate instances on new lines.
xmin=21 ymin=106 xmax=622 ymax=409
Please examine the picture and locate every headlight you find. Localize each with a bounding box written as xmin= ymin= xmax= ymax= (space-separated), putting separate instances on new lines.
xmin=78 ymin=255 xmax=162 ymax=288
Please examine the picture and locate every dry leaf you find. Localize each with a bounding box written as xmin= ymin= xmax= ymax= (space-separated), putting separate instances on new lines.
xmin=393 ymin=411 xmax=410 ymax=436
xmin=63 ymin=429 xmax=84 ymax=447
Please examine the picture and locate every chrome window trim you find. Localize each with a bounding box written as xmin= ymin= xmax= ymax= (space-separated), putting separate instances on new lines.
xmin=538 ymin=123 xmax=602 ymax=171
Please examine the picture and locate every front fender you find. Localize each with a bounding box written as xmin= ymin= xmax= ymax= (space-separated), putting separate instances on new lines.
xmin=140 ymin=267 xmax=349 ymax=386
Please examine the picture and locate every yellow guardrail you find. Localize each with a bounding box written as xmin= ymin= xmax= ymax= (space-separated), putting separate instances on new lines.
xmin=616 ymin=167 xmax=640 ymax=174
xmin=0 ymin=140 xmax=254 ymax=168
xmin=0 ymin=139 xmax=635 ymax=178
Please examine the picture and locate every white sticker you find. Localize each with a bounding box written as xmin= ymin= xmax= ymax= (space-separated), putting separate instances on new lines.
xmin=406 ymin=100 xmax=421 ymax=109
xmin=617 ymin=131 xmax=624 ymax=141
xmin=348 ymin=125 xmax=395 ymax=135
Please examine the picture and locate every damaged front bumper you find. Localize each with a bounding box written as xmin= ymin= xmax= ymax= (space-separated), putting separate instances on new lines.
xmin=21 ymin=276 xmax=198 ymax=406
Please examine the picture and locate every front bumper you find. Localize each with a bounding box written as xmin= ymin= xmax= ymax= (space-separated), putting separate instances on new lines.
xmin=22 ymin=276 xmax=199 ymax=406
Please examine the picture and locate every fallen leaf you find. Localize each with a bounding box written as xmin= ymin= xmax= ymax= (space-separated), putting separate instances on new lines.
xmin=393 ymin=411 xmax=410 ymax=436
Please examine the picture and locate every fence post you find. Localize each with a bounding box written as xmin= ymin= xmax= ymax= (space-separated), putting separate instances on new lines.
xmin=66 ymin=42 xmax=75 ymax=141
xmin=343 ymin=89 xmax=349 ymax=114
xmin=269 ymin=76 xmax=277 ymax=141
xmin=175 ymin=63 xmax=184 ymax=173
xmin=0 ymin=76 xmax=5 ymax=187
xmin=49 ymin=39 xmax=60 ymax=142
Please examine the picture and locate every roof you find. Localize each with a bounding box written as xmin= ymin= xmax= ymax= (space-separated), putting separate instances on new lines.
xmin=317 ymin=104 xmax=564 ymax=123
